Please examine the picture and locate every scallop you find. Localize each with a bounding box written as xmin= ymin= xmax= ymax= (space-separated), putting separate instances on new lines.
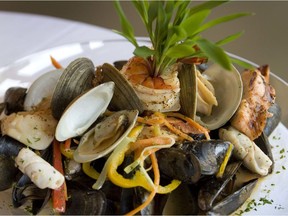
xmin=55 ymin=81 xmax=115 ymax=142
xmin=73 ymin=109 xmax=138 ymax=163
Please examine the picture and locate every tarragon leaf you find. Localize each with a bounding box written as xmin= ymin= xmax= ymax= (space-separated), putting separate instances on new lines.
xmin=196 ymin=12 xmax=252 ymax=34
xmin=230 ymin=56 xmax=255 ymax=69
xmin=180 ymin=9 xmax=211 ymax=37
xmin=114 ymin=1 xmax=138 ymax=47
xmin=196 ymin=38 xmax=232 ymax=70
xmin=166 ymin=43 xmax=196 ymax=59
xmin=133 ymin=46 xmax=155 ymax=58
xmin=216 ymin=31 xmax=244 ymax=46
xmin=189 ymin=1 xmax=229 ymax=15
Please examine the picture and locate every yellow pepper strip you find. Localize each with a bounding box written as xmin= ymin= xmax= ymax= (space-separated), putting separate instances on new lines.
xmin=59 ymin=142 xmax=74 ymax=159
xmin=157 ymin=179 xmax=181 ymax=194
xmin=124 ymin=136 xmax=181 ymax=194
xmin=216 ymin=143 xmax=234 ymax=178
xmin=93 ymin=124 xmax=181 ymax=195
xmin=92 ymin=125 xmax=145 ymax=190
xmin=124 ymin=136 xmax=175 ymax=174
xmin=125 ymin=152 xmax=160 ymax=216
xmin=82 ymin=162 xmax=100 ymax=180
xmin=106 ymin=126 xmax=156 ymax=191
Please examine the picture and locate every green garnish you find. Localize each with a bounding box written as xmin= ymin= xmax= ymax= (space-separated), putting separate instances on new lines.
xmin=114 ymin=0 xmax=252 ymax=76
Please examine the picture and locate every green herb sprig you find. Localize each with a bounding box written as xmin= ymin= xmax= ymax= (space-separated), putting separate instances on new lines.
xmin=114 ymin=0 xmax=252 ymax=76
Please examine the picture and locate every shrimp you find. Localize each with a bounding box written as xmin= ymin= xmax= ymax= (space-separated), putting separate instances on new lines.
xmin=120 ymin=56 xmax=181 ymax=112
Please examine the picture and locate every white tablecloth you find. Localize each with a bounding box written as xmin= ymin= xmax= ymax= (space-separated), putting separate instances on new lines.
xmin=0 ymin=11 xmax=122 ymax=68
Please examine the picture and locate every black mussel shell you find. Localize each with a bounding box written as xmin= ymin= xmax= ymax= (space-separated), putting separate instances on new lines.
xmin=264 ymin=103 xmax=281 ymax=137
xmin=4 ymin=87 xmax=27 ymax=115
xmin=156 ymin=147 xmax=201 ymax=184
xmin=181 ymin=139 xmax=233 ymax=176
xmin=0 ymin=155 xmax=19 ymax=191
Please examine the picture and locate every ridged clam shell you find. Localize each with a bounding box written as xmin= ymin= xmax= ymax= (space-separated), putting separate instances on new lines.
xmin=51 ymin=58 xmax=95 ymax=119
xmin=178 ymin=63 xmax=197 ymax=119
xmin=101 ymin=63 xmax=144 ymax=113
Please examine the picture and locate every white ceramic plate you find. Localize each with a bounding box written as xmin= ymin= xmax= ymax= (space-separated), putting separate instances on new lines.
xmin=0 ymin=39 xmax=287 ymax=215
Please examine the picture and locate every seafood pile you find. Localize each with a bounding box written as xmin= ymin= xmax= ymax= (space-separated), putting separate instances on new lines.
xmin=0 ymin=1 xmax=281 ymax=215
xmin=0 ymin=55 xmax=279 ymax=215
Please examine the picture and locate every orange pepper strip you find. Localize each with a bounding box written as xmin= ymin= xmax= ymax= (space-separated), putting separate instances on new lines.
xmin=137 ymin=115 xmax=165 ymax=125
xmin=50 ymin=55 xmax=63 ymax=69
xmin=129 ymin=136 xmax=174 ymax=153
xmin=138 ymin=113 xmax=193 ymax=141
xmin=166 ymin=112 xmax=210 ymax=140
xmin=125 ymin=152 xmax=160 ymax=216
xmin=64 ymin=138 xmax=71 ymax=150
xmin=52 ymin=139 xmax=67 ymax=213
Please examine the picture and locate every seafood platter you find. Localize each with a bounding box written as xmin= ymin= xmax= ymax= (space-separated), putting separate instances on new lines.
xmin=0 ymin=1 xmax=287 ymax=215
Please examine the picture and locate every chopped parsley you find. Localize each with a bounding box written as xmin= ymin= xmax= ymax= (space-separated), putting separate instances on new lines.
xmin=33 ymin=137 xmax=41 ymax=142
xmin=26 ymin=138 xmax=32 ymax=144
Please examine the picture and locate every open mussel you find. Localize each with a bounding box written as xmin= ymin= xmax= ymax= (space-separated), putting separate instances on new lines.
xmin=198 ymin=162 xmax=258 ymax=215
xmin=51 ymin=58 xmax=96 ymax=119
xmin=156 ymin=147 xmax=201 ymax=184
xmin=156 ymin=139 xmax=233 ymax=183
xmin=180 ymin=139 xmax=233 ymax=176
xmin=12 ymin=174 xmax=51 ymax=215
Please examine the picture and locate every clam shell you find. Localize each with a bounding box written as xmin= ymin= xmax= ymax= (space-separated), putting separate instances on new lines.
xmin=24 ymin=69 xmax=63 ymax=111
xmin=178 ymin=63 xmax=197 ymax=119
xmin=73 ymin=109 xmax=138 ymax=163
xmin=196 ymin=64 xmax=243 ymax=130
xmin=101 ymin=63 xmax=144 ymax=113
xmin=55 ymin=81 xmax=115 ymax=142
xmin=51 ymin=58 xmax=95 ymax=119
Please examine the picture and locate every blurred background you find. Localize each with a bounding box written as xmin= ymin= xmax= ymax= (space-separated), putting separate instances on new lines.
xmin=0 ymin=1 xmax=287 ymax=82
